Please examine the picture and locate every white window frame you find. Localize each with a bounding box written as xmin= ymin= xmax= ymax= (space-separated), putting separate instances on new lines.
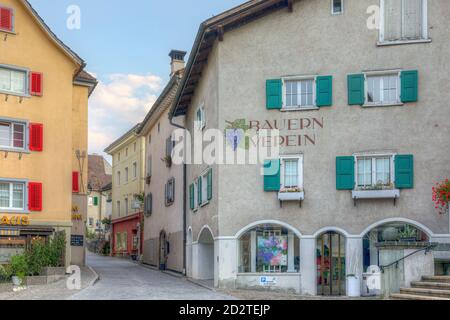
xmin=354 ymin=153 xmax=396 ymax=190
xmin=88 ymin=196 xmax=93 ymax=206
xmin=280 ymin=155 xmax=304 ymax=191
xmin=0 ymin=117 xmax=28 ymax=152
xmin=166 ymin=178 xmax=175 ymax=206
xmin=0 ymin=179 xmax=28 ymax=212
xmin=200 ymin=170 xmax=209 ymax=207
xmin=282 ymin=75 xmax=318 ymax=111
xmin=193 ymin=180 xmax=199 ymax=212
xmin=379 ymin=0 xmax=429 ymax=45
xmin=363 ymin=70 xmax=402 ymax=107
xmin=195 ymin=104 xmax=206 ymax=130
xmin=0 ymin=64 xmax=29 ymax=97
xmin=331 ymin=0 xmax=344 ymax=15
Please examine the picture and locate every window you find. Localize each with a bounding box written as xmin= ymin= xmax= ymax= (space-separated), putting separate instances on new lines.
xmin=367 ymin=73 xmax=400 ymax=105
xmin=125 ymin=148 xmax=128 ymax=157
xmin=280 ymin=155 xmax=303 ymax=191
xmin=238 ymin=224 xmax=300 ymax=273
xmin=147 ymin=156 xmax=152 ymax=177
xmin=117 ymin=171 xmax=121 ymax=185
xmin=284 ymin=78 xmax=315 ymax=109
xmin=124 ymin=198 xmax=128 ymax=215
xmin=165 ymin=178 xmax=175 ymax=206
xmin=0 ymin=66 xmax=27 ymax=96
xmin=0 ymin=7 xmax=13 ymax=32
xmin=118 ymin=153 xmax=121 ymax=162
xmin=195 ymin=105 xmax=206 ymax=130
xmin=125 ymin=167 xmax=129 ymax=183
xmin=0 ymin=180 xmax=25 ymax=211
xmin=193 ymin=180 xmax=199 ymax=210
xmin=133 ymin=162 xmax=137 ymax=179
xmin=88 ymin=218 xmax=94 ymax=227
xmin=381 ymin=0 xmax=428 ymax=42
xmin=116 ymin=201 xmax=121 ymax=217
xmin=0 ymin=120 xmax=25 ymax=150
xmin=201 ymin=174 xmax=208 ymax=205
xmin=133 ymin=142 xmax=136 ymax=152
xmin=148 ymin=135 xmax=151 ymax=145
xmin=356 ymin=155 xmax=394 ymax=190
xmin=332 ymin=0 xmax=343 ymax=14
xmin=88 ymin=197 xmax=93 ymax=206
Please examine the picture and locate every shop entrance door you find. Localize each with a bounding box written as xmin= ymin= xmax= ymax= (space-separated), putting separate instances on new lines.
xmin=316 ymin=231 xmax=346 ymax=296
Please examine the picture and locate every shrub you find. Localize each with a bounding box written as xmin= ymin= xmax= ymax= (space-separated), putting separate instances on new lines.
xmin=9 ymin=254 xmax=28 ymax=281
xmin=0 ymin=264 xmax=12 ymax=282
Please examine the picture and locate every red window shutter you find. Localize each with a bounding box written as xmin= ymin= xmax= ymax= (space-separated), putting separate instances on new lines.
xmin=72 ymin=171 xmax=80 ymax=193
xmin=28 ymin=182 xmax=43 ymax=212
xmin=29 ymin=123 xmax=43 ymax=151
xmin=30 ymin=72 xmax=43 ymax=96
xmin=0 ymin=8 xmax=13 ymax=31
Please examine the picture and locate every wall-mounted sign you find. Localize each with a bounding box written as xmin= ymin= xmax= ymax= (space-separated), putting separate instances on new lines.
xmin=71 ymin=235 xmax=84 ymax=247
xmin=0 ymin=215 xmax=29 ymax=226
xmin=260 ymin=276 xmax=277 ymax=286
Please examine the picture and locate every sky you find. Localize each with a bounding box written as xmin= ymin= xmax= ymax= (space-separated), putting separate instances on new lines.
xmin=28 ymin=0 xmax=244 ymax=159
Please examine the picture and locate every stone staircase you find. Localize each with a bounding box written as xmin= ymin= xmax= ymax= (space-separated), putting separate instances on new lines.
xmin=391 ymin=276 xmax=450 ymax=300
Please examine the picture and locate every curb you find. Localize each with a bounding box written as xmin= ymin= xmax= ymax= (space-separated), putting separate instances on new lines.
xmin=87 ymin=266 xmax=100 ymax=287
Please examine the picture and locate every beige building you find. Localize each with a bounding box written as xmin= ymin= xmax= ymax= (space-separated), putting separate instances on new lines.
xmin=104 ymin=125 xmax=145 ymax=256
xmin=0 ymin=0 xmax=96 ymax=266
xmin=138 ymin=50 xmax=185 ymax=272
xmin=87 ymin=154 xmax=112 ymax=236
xmin=170 ymin=0 xmax=450 ymax=296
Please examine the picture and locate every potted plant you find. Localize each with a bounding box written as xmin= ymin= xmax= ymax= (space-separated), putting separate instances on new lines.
xmin=162 ymin=155 xmax=172 ymax=168
xmin=278 ymin=187 xmax=304 ymax=201
xmin=432 ymin=179 xmax=450 ymax=215
xmin=398 ymin=225 xmax=418 ymax=242
xmin=9 ymin=254 xmax=28 ymax=286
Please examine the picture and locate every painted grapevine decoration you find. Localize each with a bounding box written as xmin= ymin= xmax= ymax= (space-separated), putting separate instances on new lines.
xmin=432 ymin=179 xmax=450 ymax=215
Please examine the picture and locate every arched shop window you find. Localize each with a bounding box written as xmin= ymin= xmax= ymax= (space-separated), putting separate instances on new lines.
xmin=238 ymin=224 xmax=300 ymax=273
xmin=363 ymin=222 xmax=429 ymax=271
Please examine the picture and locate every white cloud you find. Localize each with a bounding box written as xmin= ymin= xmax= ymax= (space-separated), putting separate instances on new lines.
xmin=88 ymin=73 xmax=163 ymax=157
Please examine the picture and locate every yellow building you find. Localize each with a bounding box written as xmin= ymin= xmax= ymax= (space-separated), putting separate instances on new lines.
xmin=0 ymin=0 xmax=96 ymax=266
xmin=104 ymin=125 xmax=145 ymax=257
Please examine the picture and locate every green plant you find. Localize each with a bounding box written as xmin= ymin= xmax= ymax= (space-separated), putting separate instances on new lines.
xmin=0 ymin=264 xmax=12 ymax=282
xmin=9 ymin=254 xmax=28 ymax=281
xmin=398 ymin=225 xmax=417 ymax=240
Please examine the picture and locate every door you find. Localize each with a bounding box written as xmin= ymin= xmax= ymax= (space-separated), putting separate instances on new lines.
xmin=159 ymin=231 xmax=167 ymax=270
xmin=317 ymin=231 xmax=346 ymax=296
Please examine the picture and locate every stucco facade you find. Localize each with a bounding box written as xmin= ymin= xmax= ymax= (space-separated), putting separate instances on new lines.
xmin=0 ymin=0 xmax=96 ymax=266
xmin=173 ymin=0 xmax=450 ymax=295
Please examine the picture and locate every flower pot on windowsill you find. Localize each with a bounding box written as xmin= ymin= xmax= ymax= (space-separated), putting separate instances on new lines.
xmin=278 ymin=189 xmax=305 ymax=201
xmin=352 ymin=189 xmax=400 ymax=200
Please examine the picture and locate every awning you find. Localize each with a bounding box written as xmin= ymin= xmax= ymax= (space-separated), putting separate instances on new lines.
xmin=0 ymin=228 xmax=21 ymax=236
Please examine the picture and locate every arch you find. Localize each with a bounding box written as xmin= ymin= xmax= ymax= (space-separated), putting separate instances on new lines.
xmin=235 ymin=220 xmax=302 ymax=239
xmin=312 ymin=226 xmax=351 ymax=238
xmin=197 ymin=225 xmax=215 ymax=243
xmin=359 ymin=217 xmax=434 ymax=238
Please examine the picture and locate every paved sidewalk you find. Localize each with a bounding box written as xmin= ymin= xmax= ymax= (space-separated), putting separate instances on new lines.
xmin=0 ymin=266 xmax=96 ymax=300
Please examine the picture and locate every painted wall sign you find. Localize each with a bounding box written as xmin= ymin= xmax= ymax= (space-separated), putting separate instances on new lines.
xmin=0 ymin=215 xmax=30 ymax=226
xmin=226 ymin=117 xmax=324 ymax=148
xmin=71 ymin=235 xmax=84 ymax=247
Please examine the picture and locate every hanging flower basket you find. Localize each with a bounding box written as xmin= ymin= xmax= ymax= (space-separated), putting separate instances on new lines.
xmin=432 ymin=179 xmax=450 ymax=215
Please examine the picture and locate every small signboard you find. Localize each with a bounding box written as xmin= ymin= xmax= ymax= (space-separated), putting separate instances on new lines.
xmin=260 ymin=276 xmax=277 ymax=286
xmin=71 ymin=235 xmax=84 ymax=247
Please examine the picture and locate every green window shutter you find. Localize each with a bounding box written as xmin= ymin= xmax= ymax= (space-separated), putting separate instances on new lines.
xmin=198 ymin=177 xmax=202 ymax=205
xmin=401 ymin=70 xmax=418 ymax=103
xmin=395 ymin=155 xmax=414 ymax=189
xmin=266 ymin=79 xmax=282 ymax=109
xmin=207 ymin=169 xmax=213 ymax=201
xmin=93 ymin=197 xmax=98 ymax=206
xmin=264 ymin=159 xmax=281 ymax=192
xmin=189 ymin=184 xmax=194 ymax=210
xmin=316 ymin=75 xmax=333 ymax=107
xmin=336 ymin=156 xmax=355 ymax=190
xmin=347 ymin=74 xmax=365 ymax=105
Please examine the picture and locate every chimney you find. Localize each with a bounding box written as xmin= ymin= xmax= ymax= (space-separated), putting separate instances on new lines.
xmin=169 ymin=50 xmax=187 ymax=76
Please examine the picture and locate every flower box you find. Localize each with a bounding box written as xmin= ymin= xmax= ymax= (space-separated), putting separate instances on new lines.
xmin=352 ymin=189 xmax=400 ymax=200
xmin=278 ymin=191 xmax=305 ymax=201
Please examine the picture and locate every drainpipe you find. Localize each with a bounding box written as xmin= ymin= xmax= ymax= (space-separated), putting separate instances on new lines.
xmin=170 ymin=116 xmax=187 ymax=276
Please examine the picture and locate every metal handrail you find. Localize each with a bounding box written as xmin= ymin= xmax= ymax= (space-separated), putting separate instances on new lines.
xmin=379 ymin=243 xmax=436 ymax=273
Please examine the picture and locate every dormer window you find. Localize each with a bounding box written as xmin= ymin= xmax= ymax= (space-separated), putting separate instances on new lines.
xmin=0 ymin=7 xmax=13 ymax=32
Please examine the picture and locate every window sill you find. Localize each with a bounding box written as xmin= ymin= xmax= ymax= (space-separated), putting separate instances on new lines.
xmin=281 ymin=106 xmax=319 ymax=112
xmin=0 ymin=147 xmax=29 ymax=154
xmin=0 ymin=90 xmax=30 ymax=99
xmin=362 ymin=102 xmax=404 ymax=108
xmin=278 ymin=191 xmax=304 ymax=201
xmin=352 ymin=189 xmax=400 ymax=200
xmin=200 ymin=201 xmax=209 ymax=208
xmin=377 ymin=39 xmax=432 ymax=47
xmin=0 ymin=29 xmax=16 ymax=35
xmin=0 ymin=209 xmax=29 ymax=214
